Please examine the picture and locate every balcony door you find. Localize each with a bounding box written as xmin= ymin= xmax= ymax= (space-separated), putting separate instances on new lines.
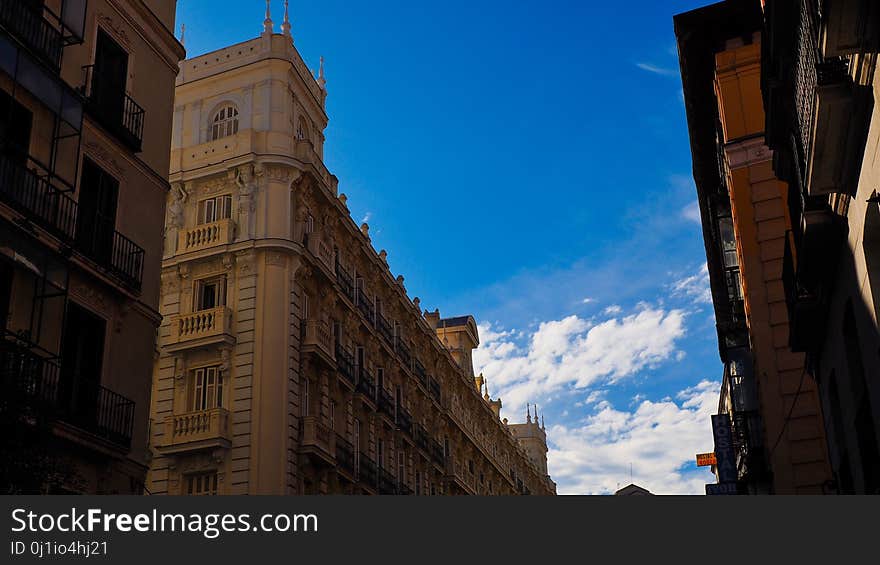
xmin=60 ymin=302 xmax=105 ymax=425
xmin=76 ymin=157 xmax=118 ymax=263
xmin=93 ymin=30 xmax=128 ymax=125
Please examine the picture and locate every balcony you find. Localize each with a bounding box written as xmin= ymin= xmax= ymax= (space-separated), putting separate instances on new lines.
xmin=376 ymin=312 xmax=394 ymax=348
xmin=358 ymin=452 xmax=377 ymax=489
xmin=819 ymin=0 xmax=879 ymax=57
xmin=335 ymin=343 xmax=356 ymax=388
xmin=0 ymin=153 xmax=77 ymax=240
xmin=305 ymin=232 xmax=334 ymax=276
xmin=356 ymin=287 xmax=374 ymax=323
xmin=445 ymin=457 xmax=475 ymax=494
xmin=301 ymin=319 xmax=335 ymax=366
xmin=396 ymin=404 xmax=412 ymax=435
xmin=797 ymin=204 xmax=847 ymax=288
xmin=335 ymin=261 xmax=354 ymax=302
xmin=335 ymin=434 xmax=355 ymax=478
xmin=378 ymin=467 xmax=397 ymax=495
xmin=356 ymin=368 xmax=376 ymax=402
xmin=428 ymin=377 xmax=442 ymax=405
xmin=395 ymin=338 xmax=412 ymax=370
xmin=377 ymin=387 xmax=395 ymax=419
xmin=413 ymin=360 xmax=428 ymax=389
xmin=413 ymin=424 xmax=430 ymax=453
xmin=157 ymin=408 xmax=231 ymax=455
xmin=0 ymin=0 xmax=65 ymax=70
xmin=806 ymin=58 xmax=872 ymax=196
xmin=167 ymin=307 xmax=234 ymax=351
xmin=731 ymin=410 xmax=766 ymax=482
xmin=399 ymin=483 xmax=414 ymax=496
xmin=430 ymin=439 xmax=445 ymax=466
xmin=299 ymin=416 xmax=335 ymax=466
xmin=1 ymin=334 xmax=135 ymax=449
xmin=78 ymin=228 xmax=145 ymax=291
xmin=177 ymin=219 xmax=234 ymax=253
xmin=80 ymin=65 xmax=145 ymax=152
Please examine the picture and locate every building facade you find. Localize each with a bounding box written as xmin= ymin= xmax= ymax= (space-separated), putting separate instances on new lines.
xmin=676 ymin=0 xmax=833 ymax=494
xmin=146 ymin=7 xmax=555 ymax=496
xmin=0 ymin=0 xmax=184 ymax=493
xmin=761 ymin=0 xmax=880 ymax=494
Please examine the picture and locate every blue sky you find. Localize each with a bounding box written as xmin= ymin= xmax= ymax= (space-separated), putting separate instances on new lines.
xmin=176 ymin=0 xmax=721 ymax=494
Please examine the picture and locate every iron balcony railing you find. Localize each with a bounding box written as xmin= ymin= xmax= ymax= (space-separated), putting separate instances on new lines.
xmin=335 ymin=434 xmax=355 ymax=475
xmin=0 ymin=0 xmax=64 ymax=70
xmin=396 ymin=404 xmax=412 ymax=435
xmin=335 ymin=343 xmax=355 ymax=386
xmin=377 ymin=387 xmax=395 ymax=419
xmin=398 ymin=483 xmax=414 ymax=496
xmin=395 ymin=337 xmax=411 ymax=370
xmin=428 ymin=377 xmax=442 ymax=405
xmin=430 ymin=438 xmax=445 ymax=466
xmin=413 ymin=360 xmax=428 ymax=388
xmin=80 ymin=65 xmax=145 ymax=152
xmin=335 ymin=261 xmax=354 ymax=302
xmin=356 ymin=368 xmax=376 ymax=400
xmin=378 ymin=467 xmax=397 ymax=495
xmin=0 ymin=153 xmax=145 ymax=289
xmin=376 ymin=312 xmax=394 ymax=348
xmin=358 ymin=452 xmax=377 ymax=486
xmin=0 ymin=334 xmax=135 ymax=448
xmin=356 ymin=287 xmax=374 ymax=322
xmin=414 ymin=424 xmax=430 ymax=453
xmin=0 ymin=153 xmax=77 ymax=239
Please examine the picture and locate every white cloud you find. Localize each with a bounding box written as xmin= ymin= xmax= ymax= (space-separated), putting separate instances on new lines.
xmin=360 ymin=212 xmax=372 ymax=224
xmin=473 ymin=305 xmax=687 ymax=419
xmin=603 ymin=305 xmax=622 ymax=315
xmin=681 ymin=200 xmax=701 ymax=223
xmin=635 ymin=62 xmax=678 ymax=77
xmin=549 ymin=380 xmax=719 ymax=494
xmin=581 ymin=297 xmax=595 ymax=304
xmin=671 ymin=264 xmax=712 ymax=305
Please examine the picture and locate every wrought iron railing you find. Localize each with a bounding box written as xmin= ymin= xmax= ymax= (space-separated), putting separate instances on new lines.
xmin=335 ymin=261 xmax=354 ymax=302
xmin=396 ymin=404 xmax=412 ymax=435
xmin=395 ymin=337 xmax=411 ymax=370
xmin=428 ymin=377 xmax=441 ymax=405
xmin=414 ymin=424 xmax=430 ymax=453
xmin=0 ymin=153 xmax=77 ymax=239
xmin=378 ymin=467 xmax=397 ymax=495
xmin=356 ymin=368 xmax=376 ymax=400
xmin=80 ymin=65 xmax=145 ymax=152
xmin=377 ymin=387 xmax=394 ymax=418
xmin=413 ymin=360 xmax=428 ymax=388
xmin=335 ymin=434 xmax=355 ymax=475
xmin=0 ymin=0 xmax=64 ymax=69
xmin=358 ymin=452 xmax=377 ymax=486
xmin=335 ymin=343 xmax=355 ymax=386
xmin=376 ymin=312 xmax=394 ymax=347
xmin=430 ymin=438 xmax=445 ymax=466
xmin=356 ymin=287 xmax=374 ymax=322
xmin=77 ymin=218 xmax=145 ymax=290
xmin=0 ymin=334 xmax=135 ymax=448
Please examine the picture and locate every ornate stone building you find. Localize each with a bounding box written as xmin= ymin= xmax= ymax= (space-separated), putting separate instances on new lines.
xmin=146 ymin=4 xmax=555 ymax=496
xmin=0 ymin=0 xmax=184 ymax=493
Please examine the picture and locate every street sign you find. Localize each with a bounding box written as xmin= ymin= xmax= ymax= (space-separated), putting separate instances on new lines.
xmin=706 ymin=483 xmax=738 ymax=495
xmin=696 ymin=452 xmax=717 ymax=467
xmin=711 ymin=414 xmax=737 ymax=484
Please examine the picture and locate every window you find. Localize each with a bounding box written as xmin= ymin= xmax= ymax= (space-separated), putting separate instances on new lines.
xmin=377 ymin=439 xmax=384 ymax=469
xmin=303 ymin=378 xmax=310 ymax=417
xmin=296 ymin=117 xmax=308 ymax=141
xmin=77 ymin=158 xmax=119 ymax=263
xmin=211 ymin=105 xmax=239 ymax=141
xmin=186 ymin=472 xmax=218 ymax=495
xmin=199 ymin=195 xmax=232 ymax=224
xmin=196 ymin=277 xmax=226 ymax=311
xmin=415 ymin=471 xmax=421 ymax=496
xmin=330 ymin=400 xmax=336 ymax=431
xmin=0 ymin=90 xmax=33 ymax=162
xmin=191 ymin=366 xmax=223 ymax=411
xmin=397 ymin=452 xmax=405 ymax=487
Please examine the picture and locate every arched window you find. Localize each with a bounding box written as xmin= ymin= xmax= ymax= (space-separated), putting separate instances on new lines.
xmin=296 ymin=116 xmax=309 ymax=141
xmin=211 ymin=105 xmax=239 ymax=140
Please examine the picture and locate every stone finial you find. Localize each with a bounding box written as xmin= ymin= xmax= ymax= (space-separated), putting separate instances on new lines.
xmin=263 ymin=0 xmax=273 ymax=34
xmin=413 ymin=297 xmax=420 ymax=310
xmin=379 ymin=249 xmax=388 ymax=263
xmin=179 ymin=23 xmax=185 ymax=45
xmin=281 ymin=0 xmax=291 ymax=37
xmin=526 ymin=403 xmax=531 ymax=423
xmin=318 ymin=56 xmax=326 ymax=89
xmin=338 ymin=193 xmax=348 ymax=206
xmin=396 ymin=275 xmax=405 ymax=286
xmin=360 ymin=222 xmax=369 ymax=238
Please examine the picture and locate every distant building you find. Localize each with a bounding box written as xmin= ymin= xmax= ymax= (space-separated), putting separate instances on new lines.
xmin=146 ymin=4 xmax=555 ymax=496
xmin=615 ymin=484 xmax=652 ymax=496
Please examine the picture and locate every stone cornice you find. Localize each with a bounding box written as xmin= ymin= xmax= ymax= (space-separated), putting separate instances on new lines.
xmin=723 ymin=135 xmax=772 ymax=170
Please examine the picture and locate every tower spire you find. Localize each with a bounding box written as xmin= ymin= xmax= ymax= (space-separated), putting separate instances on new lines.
xmin=281 ymin=0 xmax=291 ymax=37
xmin=317 ymin=56 xmax=326 ymax=89
xmin=263 ymin=0 xmax=273 ymax=34
xmin=526 ymin=403 xmax=531 ymax=423
xmin=179 ymin=23 xmax=185 ymax=46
